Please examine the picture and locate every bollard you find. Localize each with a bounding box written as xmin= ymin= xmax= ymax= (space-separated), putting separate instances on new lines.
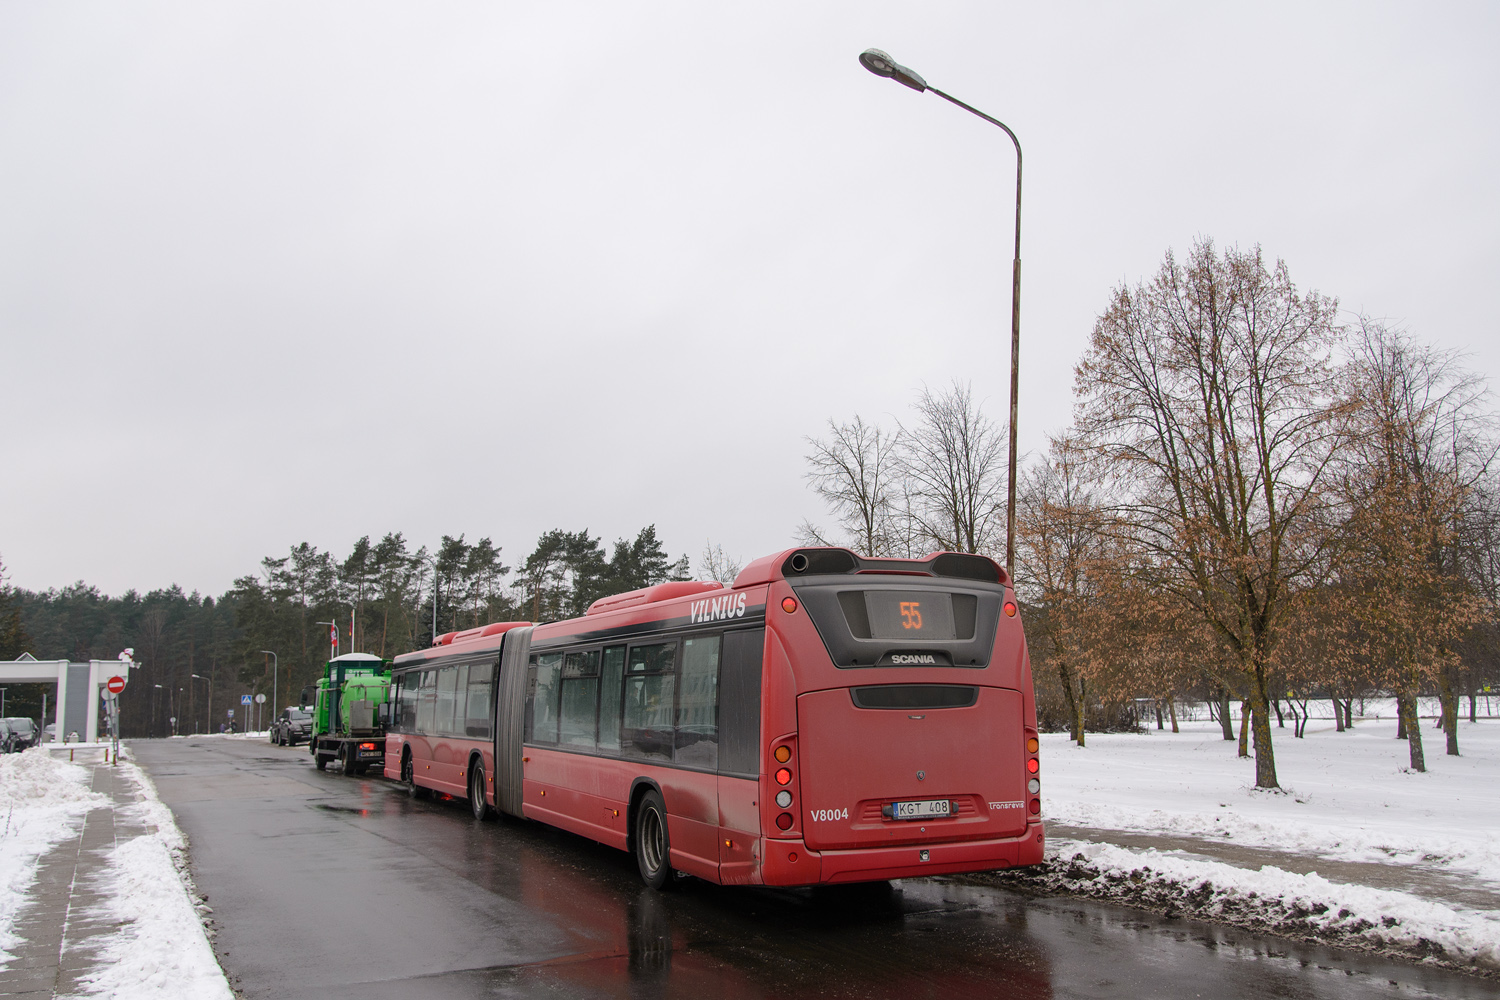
xmin=70 ymin=749 xmax=75 ymax=762
xmin=104 ymin=748 xmax=109 ymax=763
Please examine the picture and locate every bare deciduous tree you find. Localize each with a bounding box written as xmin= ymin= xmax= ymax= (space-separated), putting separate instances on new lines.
xmin=1074 ymin=240 xmax=1346 ymax=789
xmin=699 ymin=541 xmax=743 ymax=585
xmin=900 ymin=381 xmax=1008 ymax=556
xmin=1331 ymin=320 xmax=1495 ymax=766
xmin=803 ymin=415 xmax=906 ymax=557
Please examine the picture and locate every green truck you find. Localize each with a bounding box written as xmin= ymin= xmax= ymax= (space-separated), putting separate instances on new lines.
xmin=309 ymin=653 xmax=392 ymax=774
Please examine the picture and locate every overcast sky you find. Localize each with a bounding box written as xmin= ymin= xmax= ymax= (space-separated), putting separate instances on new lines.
xmin=3 ymin=2 xmax=1496 ymax=597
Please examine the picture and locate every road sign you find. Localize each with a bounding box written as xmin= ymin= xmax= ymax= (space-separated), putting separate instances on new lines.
xmin=106 ymin=676 xmax=126 ymax=694
xmin=254 ymin=693 xmax=266 ymax=704
xmin=227 ymin=709 xmax=235 ymax=718
xmin=241 ymin=694 xmax=252 ymax=705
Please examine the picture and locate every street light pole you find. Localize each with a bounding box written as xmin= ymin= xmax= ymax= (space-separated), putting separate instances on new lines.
xmin=259 ymin=650 xmax=278 ymax=718
xmin=858 ymin=48 xmax=1024 ymax=580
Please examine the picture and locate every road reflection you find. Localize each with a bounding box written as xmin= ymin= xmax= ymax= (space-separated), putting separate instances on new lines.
xmin=472 ymin=803 xmax=1057 ymax=999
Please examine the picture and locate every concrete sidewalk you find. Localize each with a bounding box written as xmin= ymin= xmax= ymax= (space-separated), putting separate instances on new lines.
xmin=0 ymin=750 xmax=150 ymax=999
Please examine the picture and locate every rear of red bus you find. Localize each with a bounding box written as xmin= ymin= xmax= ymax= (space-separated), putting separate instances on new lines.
xmin=749 ymin=548 xmax=1043 ymax=885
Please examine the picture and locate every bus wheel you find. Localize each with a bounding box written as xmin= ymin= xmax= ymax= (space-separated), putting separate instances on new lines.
xmin=469 ymin=763 xmax=491 ymax=821
xmin=403 ymin=752 xmax=429 ymax=800
xmin=634 ymin=790 xmax=674 ymax=890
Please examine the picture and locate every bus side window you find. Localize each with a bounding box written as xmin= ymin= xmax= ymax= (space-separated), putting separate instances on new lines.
xmin=622 ymin=642 xmax=676 ymax=761
xmin=597 ymin=645 xmax=625 ymax=753
xmin=416 ymin=670 xmax=437 ymax=735
xmin=402 ymin=677 xmax=420 ymax=731
xmin=676 ymin=635 xmax=720 ymax=769
xmin=435 ymin=665 xmax=463 ymax=736
xmin=526 ymin=652 xmax=563 ymax=744
xmin=466 ymin=661 xmax=495 ymax=739
xmin=718 ymin=629 xmax=765 ymax=776
xmin=559 ymin=650 xmax=600 ymax=747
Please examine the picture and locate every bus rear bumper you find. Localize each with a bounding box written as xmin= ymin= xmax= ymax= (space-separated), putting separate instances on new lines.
xmin=762 ymin=821 xmax=1046 ymax=886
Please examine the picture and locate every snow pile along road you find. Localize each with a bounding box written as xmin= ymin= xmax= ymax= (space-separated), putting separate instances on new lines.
xmin=71 ymin=759 xmax=233 ymax=1000
xmin=0 ymin=748 xmax=106 ymax=966
xmin=984 ymin=841 xmax=1500 ymax=975
xmin=983 ymin=716 xmax=1500 ymax=976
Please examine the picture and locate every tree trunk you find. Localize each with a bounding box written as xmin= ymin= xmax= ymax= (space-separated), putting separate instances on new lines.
xmin=1439 ymin=663 xmax=1459 ymax=757
xmin=1396 ymin=695 xmax=1408 ymax=740
xmin=1331 ymin=685 xmax=1344 ymax=732
xmin=1218 ymin=688 xmax=1235 ymax=741
xmin=1399 ymin=683 xmax=1426 ymax=772
xmin=1273 ymin=698 xmax=1284 ymax=728
xmin=1237 ymin=700 xmax=1250 ymax=758
xmin=1249 ymin=666 xmax=1280 ymax=788
xmin=1343 ymin=697 xmax=1354 ymax=729
xmin=1076 ymin=677 xmax=1087 ymax=748
xmin=1168 ymin=698 xmax=1179 ymax=734
xmin=1470 ymin=690 xmax=1478 ymax=724
xmin=1058 ymin=662 xmax=1079 ymax=743
xmin=1154 ymin=702 xmax=1164 ymax=730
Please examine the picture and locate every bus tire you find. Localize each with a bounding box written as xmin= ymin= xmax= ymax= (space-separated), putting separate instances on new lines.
xmin=468 ymin=762 xmax=491 ymax=821
xmin=403 ymin=751 xmax=429 ymax=800
xmin=634 ymin=789 xmax=674 ymax=890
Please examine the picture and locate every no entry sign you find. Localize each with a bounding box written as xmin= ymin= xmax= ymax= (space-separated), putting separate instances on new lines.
xmin=106 ymin=675 xmax=126 ymax=695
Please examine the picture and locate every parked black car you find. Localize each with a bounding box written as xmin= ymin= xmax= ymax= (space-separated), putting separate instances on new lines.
xmin=0 ymin=720 xmax=17 ymax=753
xmin=271 ymin=707 xmax=314 ymax=746
xmin=3 ymin=718 xmax=39 ymax=750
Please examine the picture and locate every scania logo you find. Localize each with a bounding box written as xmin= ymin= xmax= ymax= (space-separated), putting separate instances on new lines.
xmin=889 ymin=653 xmax=937 ymax=665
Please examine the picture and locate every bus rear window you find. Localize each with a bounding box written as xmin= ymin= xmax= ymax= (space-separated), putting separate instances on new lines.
xmin=794 ymin=581 xmax=999 ymax=669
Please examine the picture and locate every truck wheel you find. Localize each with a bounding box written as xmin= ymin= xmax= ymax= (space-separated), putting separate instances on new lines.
xmin=469 ymin=763 xmax=491 ymax=821
xmin=315 ymin=753 xmax=327 ymax=771
xmin=634 ymin=789 xmax=674 ymax=890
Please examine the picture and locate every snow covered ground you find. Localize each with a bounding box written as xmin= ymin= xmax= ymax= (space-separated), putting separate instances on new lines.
xmin=0 ymin=747 xmax=232 ymax=999
xmin=0 ymin=749 xmax=105 ymax=965
xmin=1026 ymin=714 xmax=1500 ymax=975
xmin=1043 ymin=715 xmax=1500 ymax=882
xmin=69 ymin=759 xmax=233 ymax=1000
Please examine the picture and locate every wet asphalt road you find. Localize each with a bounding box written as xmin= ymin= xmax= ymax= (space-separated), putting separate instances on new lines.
xmin=129 ymin=737 xmax=1489 ymax=1000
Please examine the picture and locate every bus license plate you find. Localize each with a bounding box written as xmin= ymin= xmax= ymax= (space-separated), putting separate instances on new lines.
xmin=893 ymin=798 xmax=950 ymax=820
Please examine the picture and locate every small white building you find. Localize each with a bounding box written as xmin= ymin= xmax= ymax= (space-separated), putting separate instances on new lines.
xmin=0 ymin=652 xmax=136 ymax=743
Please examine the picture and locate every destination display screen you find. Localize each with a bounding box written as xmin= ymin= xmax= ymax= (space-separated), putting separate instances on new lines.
xmin=865 ymin=592 xmax=957 ymax=640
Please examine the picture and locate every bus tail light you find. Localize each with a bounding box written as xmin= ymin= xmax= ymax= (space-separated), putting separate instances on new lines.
xmin=776 ymin=813 xmax=794 ymax=831
xmin=782 ymin=597 xmax=798 ymax=613
xmin=775 ymin=767 xmax=792 ymax=785
xmin=1026 ymin=758 xmax=1039 ymax=774
xmin=1029 ymin=799 xmax=1040 ymax=815
xmin=359 ymin=743 xmax=376 ymax=751
xmin=774 ymin=745 xmax=791 ymax=764
xmin=1004 ymin=601 xmax=1017 ymax=617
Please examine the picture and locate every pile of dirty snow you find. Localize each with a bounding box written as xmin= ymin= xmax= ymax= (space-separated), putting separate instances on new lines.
xmin=980 ymin=842 xmax=1500 ymax=976
xmin=0 ymin=748 xmax=107 ymax=964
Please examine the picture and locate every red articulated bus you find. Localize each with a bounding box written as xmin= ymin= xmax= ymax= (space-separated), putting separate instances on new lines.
xmin=383 ymin=546 xmax=1044 ymax=888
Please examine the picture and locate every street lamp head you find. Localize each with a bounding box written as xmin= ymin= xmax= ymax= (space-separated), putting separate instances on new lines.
xmin=859 ymin=48 xmax=927 ymax=92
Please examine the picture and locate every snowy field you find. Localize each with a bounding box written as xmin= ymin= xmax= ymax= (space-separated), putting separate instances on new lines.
xmin=1034 ymin=715 xmax=1500 ymax=974
xmin=1044 ymin=715 xmax=1499 ymax=880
